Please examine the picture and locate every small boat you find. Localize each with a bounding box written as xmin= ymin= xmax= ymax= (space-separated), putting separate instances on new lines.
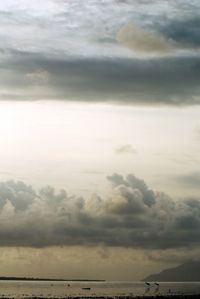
xmin=82 ymin=287 xmax=91 ymax=290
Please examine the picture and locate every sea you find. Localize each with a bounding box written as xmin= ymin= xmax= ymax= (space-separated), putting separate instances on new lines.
xmin=0 ymin=281 xmax=200 ymax=297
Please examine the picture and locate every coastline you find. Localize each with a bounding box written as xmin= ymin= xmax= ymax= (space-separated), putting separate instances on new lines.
xmin=0 ymin=278 xmax=105 ymax=282
xmin=0 ymin=295 xmax=199 ymax=299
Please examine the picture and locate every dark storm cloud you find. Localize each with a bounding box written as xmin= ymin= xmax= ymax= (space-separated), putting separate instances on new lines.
xmin=1 ymin=51 xmax=200 ymax=105
xmin=0 ymin=175 xmax=200 ymax=249
xmin=159 ymin=17 xmax=200 ymax=48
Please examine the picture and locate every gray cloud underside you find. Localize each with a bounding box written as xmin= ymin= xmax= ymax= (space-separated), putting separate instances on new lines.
xmin=0 ymin=175 xmax=200 ymax=249
xmin=1 ymin=52 xmax=200 ymax=105
xmin=158 ymin=17 xmax=200 ymax=48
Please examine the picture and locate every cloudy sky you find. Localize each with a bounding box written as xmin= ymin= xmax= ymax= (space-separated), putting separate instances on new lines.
xmin=0 ymin=0 xmax=200 ymax=280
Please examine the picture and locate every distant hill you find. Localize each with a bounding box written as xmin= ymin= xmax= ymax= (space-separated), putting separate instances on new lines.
xmin=144 ymin=261 xmax=200 ymax=281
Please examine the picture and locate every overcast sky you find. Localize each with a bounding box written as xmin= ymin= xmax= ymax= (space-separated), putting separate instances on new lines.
xmin=0 ymin=0 xmax=200 ymax=280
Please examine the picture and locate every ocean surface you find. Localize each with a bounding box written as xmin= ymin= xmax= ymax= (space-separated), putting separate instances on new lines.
xmin=0 ymin=281 xmax=200 ymax=297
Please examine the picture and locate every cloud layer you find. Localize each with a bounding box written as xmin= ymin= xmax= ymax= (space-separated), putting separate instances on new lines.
xmin=0 ymin=175 xmax=200 ymax=249
xmin=1 ymin=52 xmax=200 ymax=105
xmin=0 ymin=0 xmax=200 ymax=105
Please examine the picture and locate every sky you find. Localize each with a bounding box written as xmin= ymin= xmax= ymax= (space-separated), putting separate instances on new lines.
xmin=0 ymin=0 xmax=200 ymax=280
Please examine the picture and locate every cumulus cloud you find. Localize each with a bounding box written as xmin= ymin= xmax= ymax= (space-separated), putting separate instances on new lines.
xmin=115 ymin=144 xmax=137 ymax=154
xmin=0 ymin=175 xmax=199 ymax=249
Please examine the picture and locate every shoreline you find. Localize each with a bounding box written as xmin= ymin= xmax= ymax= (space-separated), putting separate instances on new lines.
xmin=0 ymin=278 xmax=105 ymax=282
xmin=0 ymin=295 xmax=199 ymax=299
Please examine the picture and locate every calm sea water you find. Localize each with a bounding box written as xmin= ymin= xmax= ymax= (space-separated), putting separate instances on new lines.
xmin=0 ymin=281 xmax=200 ymax=297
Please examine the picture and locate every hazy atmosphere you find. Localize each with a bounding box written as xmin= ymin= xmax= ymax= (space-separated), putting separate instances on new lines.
xmin=0 ymin=0 xmax=200 ymax=281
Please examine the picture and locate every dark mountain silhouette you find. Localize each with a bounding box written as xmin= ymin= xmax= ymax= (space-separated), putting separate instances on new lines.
xmin=144 ymin=261 xmax=200 ymax=281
